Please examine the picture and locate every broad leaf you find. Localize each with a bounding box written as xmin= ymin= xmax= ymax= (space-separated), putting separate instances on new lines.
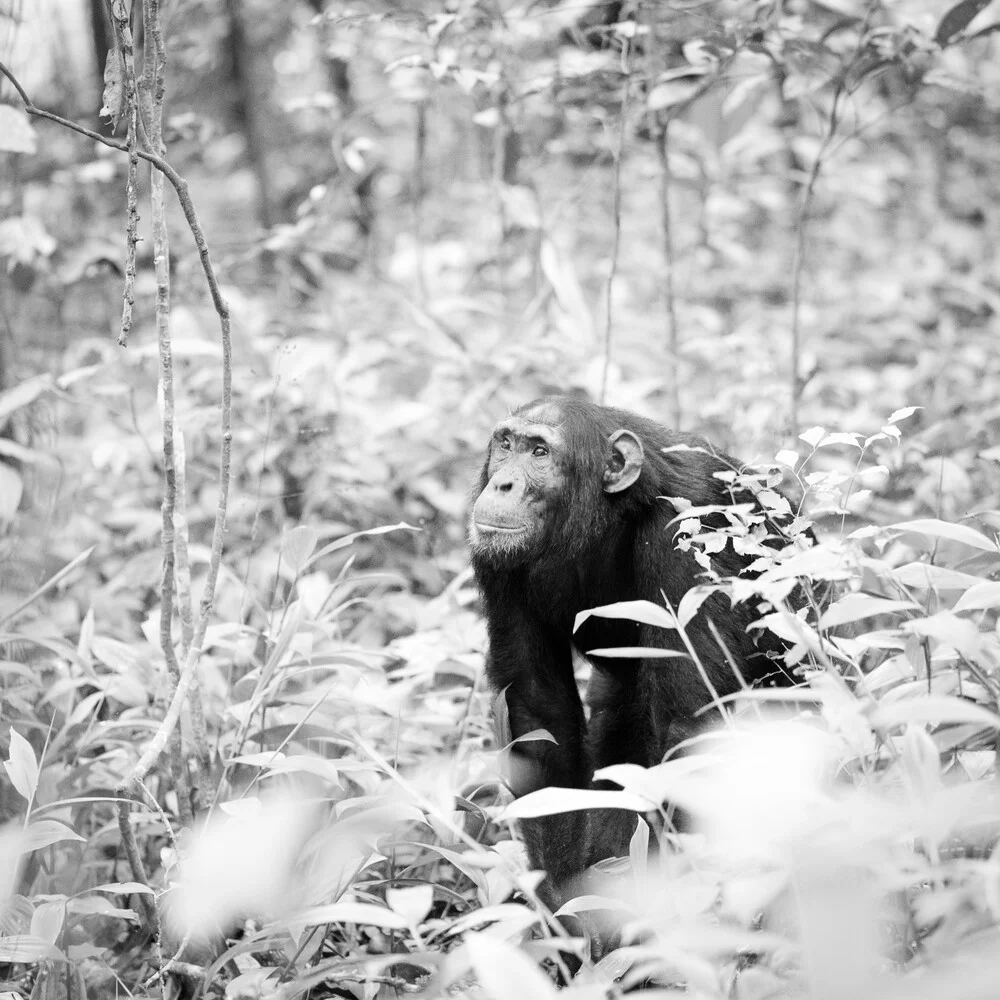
xmin=23 ymin=820 xmax=85 ymax=852
xmin=0 ymin=106 xmax=37 ymax=155
xmin=500 ymin=786 xmax=652 ymax=819
xmin=587 ymin=646 xmax=688 ymax=659
xmin=462 ymin=933 xmax=559 ymax=1000
xmin=889 ymin=563 xmax=985 ymax=590
xmin=280 ymin=525 xmax=319 ymax=577
xmin=31 ymin=898 xmax=66 ymax=945
xmin=100 ymin=48 xmax=126 ymax=128
xmin=387 ymin=885 xmax=433 ymax=924
xmin=904 ymin=611 xmax=982 ymax=658
xmin=953 ymin=581 xmax=1000 ymax=612
xmin=574 ymin=600 xmax=675 ymax=633
xmin=447 ymin=904 xmax=542 ymax=937
xmin=887 ymin=518 xmax=998 ymax=552
xmin=935 ymin=0 xmax=993 ymax=45
xmin=296 ymin=901 xmax=410 ymax=930
xmin=819 ymin=594 xmax=919 ymax=629
xmin=4 ymin=729 xmax=38 ymax=802
xmin=871 ymin=695 xmax=1000 ymax=731
xmin=90 ymin=882 xmax=155 ymax=895
xmin=0 ymin=934 xmax=63 ymax=962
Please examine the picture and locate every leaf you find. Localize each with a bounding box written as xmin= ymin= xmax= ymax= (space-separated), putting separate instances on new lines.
xmin=68 ymin=896 xmax=138 ymax=921
xmin=953 ymin=582 xmax=1000 ymax=612
xmin=280 ymin=525 xmax=320 ymax=577
xmin=819 ymin=432 xmax=863 ymax=449
xmin=586 ymin=647 xmax=688 ymax=659
xmin=415 ymin=844 xmax=488 ymax=893
xmin=678 ymin=588 xmax=713 ymax=627
xmin=0 ymin=934 xmax=63 ymax=962
xmin=31 ymin=898 xmax=66 ymax=945
xmin=648 ymin=72 xmax=706 ymax=112
xmin=100 ymin=47 xmax=126 ymax=129
xmin=462 ymin=933 xmax=560 ymax=1000
xmin=904 ymin=611 xmax=983 ymax=658
xmin=630 ymin=817 xmax=649 ymax=874
xmin=23 ymin=820 xmax=86 ymax=852
xmin=887 ymin=406 xmax=921 ymax=424
xmin=965 ymin=19 xmax=1000 ymax=41
xmin=0 ymin=106 xmax=37 ymax=155
xmin=886 ymin=518 xmax=998 ymax=552
xmin=757 ymin=490 xmax=792 ymax=516
xmin=296 ymin=901 xmax=410 ymax=930
xmin=935 ymin=0 xmax=993 ymax=45
xmin=819 ymin=594 xmax=919 ymax=629
xmin=799 ymin=426 xmax=826 ymax=448
xmin=89 ymin=881 xmax=154 ymax=895
xmin=0 ymin=462 xmax=24 ymax=523
xmin=500 ymin=786 xmax=652 ymax=819
xmin=871 ymin=695 xmax=1000 ymax=732
xmin=575 ymin=599 xmax=675 ymax=633
xmin=387 ymin=885 xmax=433 ymax=924
xmin=556 ymin=894 xmax=631 ymax=918
xmin=4 ymin=729 xmax=38 ymax=802
xmin=775 ymin=449 xmax=799 ymax=469
xmin=864 ymin=655 xmax=914 ymax=691
xmin=889 ymin=563 xmax=986 ymax=591
xmin=231 ymin=753 xmax=344 ymax=787
xmin=0 ymin=373 xmax=55 ymax=425
xmin=509 ymin=728 xmax=557 ymax=747
xmin=447 ymin=903 xmax=542 ymax=937
xmin=932 ymin=723 xmax=996 ymax=753
xmin=666 ymin=502 xmax=755 ymax=526
xmin=899 ymin=727 xmax=942 ymax=802
xmin=307 ymin=522 xmax=418 ymax=568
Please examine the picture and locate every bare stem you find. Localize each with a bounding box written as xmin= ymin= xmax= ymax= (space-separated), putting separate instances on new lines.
xmin=599 ymin=45 xmax=630 ymax=405
xmin=655 ymin=116 xmax=681 ymax=428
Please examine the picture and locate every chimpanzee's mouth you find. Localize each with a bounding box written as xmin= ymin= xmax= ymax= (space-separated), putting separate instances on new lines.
xmin=475 ymin=522 xmax=527 ymax=534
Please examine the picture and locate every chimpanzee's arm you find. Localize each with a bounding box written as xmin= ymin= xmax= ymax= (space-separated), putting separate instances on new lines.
xmin=484 ymin=605 xmax=593 ymax=898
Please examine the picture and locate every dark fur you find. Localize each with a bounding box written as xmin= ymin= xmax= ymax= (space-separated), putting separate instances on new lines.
xmin=470 ymin=397 xmax=798 ymax=902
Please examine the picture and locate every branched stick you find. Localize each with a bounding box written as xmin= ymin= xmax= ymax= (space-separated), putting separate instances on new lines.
xmin=109 ymin=0 xmax=142 ymax=347
xmin=0 ymin=58 xmax=233 ymax=930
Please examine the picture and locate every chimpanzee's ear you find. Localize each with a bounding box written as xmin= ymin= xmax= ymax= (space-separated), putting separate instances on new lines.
xmin=603 ymin=429 xmax=644 ymax=493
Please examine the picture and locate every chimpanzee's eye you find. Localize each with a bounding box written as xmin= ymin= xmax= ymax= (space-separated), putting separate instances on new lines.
xmin=532 ymin=444 xmax=549 ymax=458
xmin=498 ymin=435 xmax=512 ymax=451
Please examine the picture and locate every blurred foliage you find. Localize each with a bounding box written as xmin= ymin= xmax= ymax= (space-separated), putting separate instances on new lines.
xmin=2 ymin=0 xmax=1000 ymax=996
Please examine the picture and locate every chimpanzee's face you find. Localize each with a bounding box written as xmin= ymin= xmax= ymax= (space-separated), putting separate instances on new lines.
xmin=469 ymin=400 xmax=645 ymax=567
xmin=468 ymin=414 xmax=566 ymax=565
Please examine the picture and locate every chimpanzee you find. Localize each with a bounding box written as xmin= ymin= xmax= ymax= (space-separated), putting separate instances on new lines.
xmin=469 ymin=396 xmax=805 ymax=903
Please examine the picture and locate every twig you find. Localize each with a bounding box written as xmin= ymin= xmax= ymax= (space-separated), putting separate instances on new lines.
xmin=116 ymin=794 xmax=159 ymax=932
xmin=788 ymin=89 xmax=841 ymax=442
xmin=599 ymin=41 xmax=630 ymax=405
xmin=109 ymin=0 xmax=141 ymax=347
xmin=655 ymin=115 xmax=681 ymax=428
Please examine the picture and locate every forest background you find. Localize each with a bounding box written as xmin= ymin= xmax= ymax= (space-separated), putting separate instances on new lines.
xmin=2 ymin=0 xmax=1000 ymax=997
